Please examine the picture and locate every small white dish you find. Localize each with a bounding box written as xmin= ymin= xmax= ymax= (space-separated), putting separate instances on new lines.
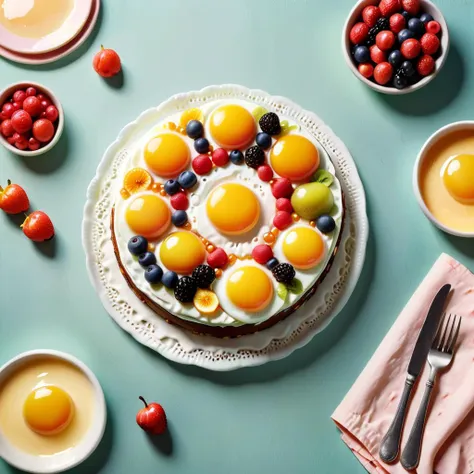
xmin=0 ymin=81 xmax=64 ymax=157
xmin=342 ymin=0 xmax=450 ymax=95
xmin=0 ymin=0 xmax=93 ymax=55
xmin=0 ymin=349 xmax=106 ymax=474
xmin=413 ymin=121 xmax=474 ymax=238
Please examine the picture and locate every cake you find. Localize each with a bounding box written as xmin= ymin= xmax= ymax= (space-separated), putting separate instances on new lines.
xmin=111 ymin=99 xmax=345 ymax=338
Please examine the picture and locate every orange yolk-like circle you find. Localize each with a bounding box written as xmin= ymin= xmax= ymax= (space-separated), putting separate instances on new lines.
xmin=270 ymin=135 xmax=320 ymax=181
xmin=144 ymin=133 xmax=190 ymax=178
xmin=443 ymin=154 xmax=474 ymax=203
xmin=160 ymin=231 xmax=206 ymax=274
xmin=206 ymin=183 xmax=260 ymax=235
xmin=125 ymin=194 xmax=171 ymax=239
xmin=23 ymin=386 xmax=74 ymax=435
xmin=209 ymin=105 xmax=256 ymax=149
xmin=282 ymin=226 xmax=325 ymax=269
xmin=226 ymin=266 xmax=273 ymax=312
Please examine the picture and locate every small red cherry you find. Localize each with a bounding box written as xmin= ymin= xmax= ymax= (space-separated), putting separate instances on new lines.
xmin=12 ymin=90 xmax=26 ymax=105
xmin=1 ymin=119 xmax=14 ymax=137
xmin=374 ymin=62 xmax=393 ymax=85
xmin=45 ymin=105 xmax=59 ymax=122
xmin=28 ymin=137 xmax=41 ymax=151
xmin=93 ymin=46 xmax=122 ymax=78
xmin=401 ymin=38 xmax=421 ymax=59
xmin=11 ymin=110 xmax=33 ymax=134
xmin=136 ymin=397 xmax=167 ymax=435
xmin=23 ymin=96 xmax=43 ymax=117
xmin=32 ymin=119 xmax=55 ymax=143
xmin=2 ymin=103 xmax=14 ymax=119
xmin=15 ymin=135 xmax=28 ymax=150
xmin=358 ymin=63 xmax=374 ymax=78
xmin=25 ymin=87 xmax=37 ymax=97
xmin=11 ymin=102 xmax=20 ymax=112
xmin=376 ymin=31 xmax=396 ymax=51
xmin=389 ymin=13 xmax=406 ymax=34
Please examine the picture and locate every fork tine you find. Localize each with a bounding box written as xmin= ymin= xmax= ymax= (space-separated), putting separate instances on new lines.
xmin=432 ymin=313 xmax=446 ymax=349
xmin=443 ymin=315 xmax=457 ymax=353
xmin=447 ymin=316 xmax=462 ymax=354
xmin=437 ymin=314 xmax=451 ymax=351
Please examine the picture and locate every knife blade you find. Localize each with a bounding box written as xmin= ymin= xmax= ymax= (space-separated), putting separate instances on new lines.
xmin=379 ymin=283 xmax=451 ymax=464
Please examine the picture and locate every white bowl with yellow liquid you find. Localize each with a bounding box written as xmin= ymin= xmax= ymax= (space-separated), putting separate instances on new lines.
xmin=0 ymin=350 xmax=106 ymax=473
xmin=414 ymin=121 xmax=474 ymax=238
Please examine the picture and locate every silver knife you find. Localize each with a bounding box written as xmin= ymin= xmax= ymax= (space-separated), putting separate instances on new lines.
xmin=379 ymin=283 xmax=451 ymax=464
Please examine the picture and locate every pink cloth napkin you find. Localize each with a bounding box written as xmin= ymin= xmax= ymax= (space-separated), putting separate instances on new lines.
xmin=332 ymin=253 xmax=474 ymax=474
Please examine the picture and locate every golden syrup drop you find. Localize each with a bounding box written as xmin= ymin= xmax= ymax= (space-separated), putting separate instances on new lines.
xmin=292 ymin=213 xmax=300 ymax=222
xmin=207 ymin=244 xmax=216 ymax=253
xmin=310 ymin=220 xmax=316 ymax=227
xmin=215 ymin=269 xmax=223 ymax=278
xmin=263 ymin=232 xmax=275 ymax=244
xmin=160 ymin=190 xmax=167 ymax=197
xmin=269 ymin=179 xmax=275 ymax=186
xmin=228 ymin=254 xmax=237 ymax=265
xmin=208 ymin=144 xmax=214 ymax=153
xmin=177 ymin=126 xmax=186 ymax=135
xmin=167 ymin=122 xmax=177 ymax=131
xmin=271 ymin=227 xmax=280 ymax=236
xmin=183 ymin=222 xmax=192 ymax=230
xmin=151 ymin=183 xmax=160 ymax=193
xmin=120 ymin=188 xmax=130 ymax=199
xmin=148 ymin=243 xmax=156 ymax=252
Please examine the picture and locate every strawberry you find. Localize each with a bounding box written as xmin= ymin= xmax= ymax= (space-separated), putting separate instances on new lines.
xmin=401 ymin=0 xmax=420 ymax=15
xmin=22 ymin=211 xmax=54 ymax=242
xmin=0 ymin=180 xmax=29 ymax=214
xmin=420 ymin=33 xmax=440 ymax=55
xmin=389 ymin=13 xmax=406 ymax=34
xmin=349 ymin=22 xmax=369 ymax=45
xmin=379 ymin=0 xmax=401 ymax=17
xmin=362 ymin=6 xmax=381 ymax=27
xmin=417 ymin=55 xmax=435 ymax=76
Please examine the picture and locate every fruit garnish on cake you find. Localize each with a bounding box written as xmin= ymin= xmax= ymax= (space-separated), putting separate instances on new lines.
xmin=111 ymin=99 xmax=344 ymax=337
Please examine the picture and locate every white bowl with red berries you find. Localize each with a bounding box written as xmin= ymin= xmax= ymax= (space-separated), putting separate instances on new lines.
xmin=343 ymin=0 xmax=449 ymax=94
xmin=0 ymin=82 xmax=64 ymax=156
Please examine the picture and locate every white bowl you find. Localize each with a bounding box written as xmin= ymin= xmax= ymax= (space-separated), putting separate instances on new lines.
xmin=0 ymin=82 xmax=64 ymax=157
xmin=413 ymin=121 xmax=474 ymax=238
xmin=342 ymin=0 xmax=450 ymax=95
xmin=0 ymin=350 xmax=107 ymax=473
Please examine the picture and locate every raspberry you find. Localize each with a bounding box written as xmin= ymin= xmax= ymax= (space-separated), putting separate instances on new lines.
xmin=358 ymin=63 xmax=374 ymax=78
xmin=349 ymin=22 xmax=369 ymax=45
xmin=374 ymin=62 xmax=393 ymax=85
xmin=376 ymin=30 xmax=396 ymax=51
xmin=420 ymin=33 xmax=440 ymax=55
xmin=370 ymin=45 xmax=387 ymax=64
xmin=389 ymin=13 xmax=406 ymax=33
xmin=245 ymin=146 xmax=265 ymax=169
xmin=192 ymin=154 xmax=213 ymax=175
xmin=417 ymin=55 xmax=435 ymax=76
xmin=275 ymin=198 xmax=293 ymax=213
xmin=192 ymin=265 xmax=216 ymax=288
xmin=426 ymin=20 xmax=441 ymax=35
xmin=401 ymin=0 xmax=420 ymax=15
xmin=379 ymin=0 xmax=401 ymax=17
xmin=170 ymin=192 xmax=189 ymax=211
xmin=174 ymin=276 xmax=197 ymax=303
xmin=257 ymin=165 xmax=273 ymax=182
xmin=207 ymin=248 xmax=228 ymax=268
xmin=273 ymin=211 xmax=293 ymax=230
xmin=211 ymin=148 xmax=229 ymax=167
xmin=272 ymin=263 xmax=296 ymax=285
xmin=401 ymin=38 xmax=421 ymax=59
xmin=362 ymin=6 xmax=381 ymax=27
xmin=259 ymin=113 xmax=281 ymax=136
xmin=271 ymin=178 xmax=293 ymax=199
xmin=252 ymin=245 xmax=273 ymax=265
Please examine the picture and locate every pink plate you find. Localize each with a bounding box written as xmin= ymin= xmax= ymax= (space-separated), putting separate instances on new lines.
xmin=0 ymin=0 xmax=99 ymax=65
xmin=0 ymin=0 xmax=93 ymax=55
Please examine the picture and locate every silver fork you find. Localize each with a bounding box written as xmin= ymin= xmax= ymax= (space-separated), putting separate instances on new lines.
xmin=400 ymin=314 xmax=462 ymax=471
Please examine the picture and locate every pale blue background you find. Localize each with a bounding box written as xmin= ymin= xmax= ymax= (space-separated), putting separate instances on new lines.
xmin=1 ymin=1 xmax=473 ymax=473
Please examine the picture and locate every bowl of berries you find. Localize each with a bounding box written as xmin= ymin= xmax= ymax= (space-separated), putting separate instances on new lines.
xmin=0 ymin=82 xmax=64 ymax=156
xmin=343 ymin=0 xmax=449 ymax=94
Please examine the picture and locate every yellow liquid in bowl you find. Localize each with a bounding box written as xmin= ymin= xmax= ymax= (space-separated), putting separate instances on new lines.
xmin=0 ymin=0 xmax=74 ymax=39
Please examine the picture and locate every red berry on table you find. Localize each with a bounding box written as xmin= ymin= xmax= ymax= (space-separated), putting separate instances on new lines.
xmin=252 ymin=245 xmax=273 ymax=265
xmin=22 ymin=211 xmax=54 ymax=242
xmin=257 ymin=165 xmax=273 ymax=182
xmin=273 ymin=211 xmax=293 ymax=231
xmin=376 ymin=30 xmax=396 ymax=51
xmin=0 ymin=180 xmax=29 ymax=215
xmin=1 ymin=119 xmax=14 ymax=137
xmin=136 ymin=397 xmax=167 ymax=435
xmin=401 ymin=38 xmax=421 ymax=59
xmin=374 ymin=62 xmax=394 ymax=85
xmin=207 ymin=247 xmax=228 ymax=268
xmin=23 ymin=96 xmax=43 ymax=117
xmin=358 ymin=63 xmax=374 ymax=78
xmin=426 ymin=20 xmax=441 ymax=35
xmin=170 ymin=191 xmax=189 ymax=211
xmin=275 ymin=198 xmax=293 ymax=213
xmin=349 ymin=22 xmax=369 ymax=45
xmin=12 ymin=90 xmax=26 ymax=105
xmin=32 ymin=118 xmax=55 ymax=143
xmin=2 ymin=102 xmax=15 ymax=119
xmin=417 ymin=55 xmax=435 ymax=76
xmin=401 ymin=0 xmax=420 ymax=15
xmin=25 ymin=87 xmax=36 ymax=97
xmin=28 ymin=137 xmax=40 ymax=151
xmin=379 ymin=0 xmax=401 ymax=17
xmin=389 ymin=13 xmax=406 ymax=33
xmin=45 ymin=105 xmax=59 ymax=122
xmin=93 ymin=46 xmax=122 ymax=78
xmin=211 ymin=148 xmax=229 ymax=167
xmin=362 ymin=5 xmax=381 ymax=27
xmin=370 ymin=45 xmax=387 ymax=64
xmin=192 ymin=154 xmax=213 ymax=175
xmin=271 ymin=178 xmax=293 ymax=199
xmin=420 ymin=33 xmax=440 ymax=55
xmin=11 ymin=110 xmax=32 ymax=134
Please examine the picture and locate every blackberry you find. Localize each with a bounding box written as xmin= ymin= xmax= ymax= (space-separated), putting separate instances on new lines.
xmin=174 ymin=276 xmax=197 ymax=303
xmin=376 ymin=17 xmax=389 ymax=30
xmin=366 ymin=17 xmax=389 ymax=46
xmin=192 ymin=265 xmax=216 ymax=288
xmin=245 ymin=146 xmax=265 ymax=169
xmin=259 ymin=112 xmax=281 ymax=136
xmin=272 ymin=263 xmax=296 ymax=285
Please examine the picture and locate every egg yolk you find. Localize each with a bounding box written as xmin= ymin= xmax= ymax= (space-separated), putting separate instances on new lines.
xmin=210 ymin=105 xmax=256 ymax=149
xmin=125 ymin=194 xmax=171 ymax=239
xmin=160 ymin=231 xmax=206 ymax=274
xmin=270 ymin=135 xmax=320 ymax=181
xmin=226 ymin=266 xmax=274 ymax=312
xmin=206 ymin=183 xmax=260 ymax=235
xmin=283 ymin=226 xmax=325 ymax=269
xmin=442 ymin=154 xmax=474 ymax=203
xmin=23 ymin=386 xmax=74 ymax=435
xmin=144 ymin=133 xmax=190 ymax=178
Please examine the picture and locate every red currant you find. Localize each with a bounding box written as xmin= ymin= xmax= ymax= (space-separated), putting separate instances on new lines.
xmin=28 ymin=137 xmax=41 ymax=151
xmin=26 ymin=87 xmax=37 ymax=97
xmin=13 ymin=90 xmax=27 ymax=105
xmin=32 ymin=118 xmax=55 ymax=143
xmin=11 ymin=110 xmax=33 ymax=134
xmin=23 ymin=97 xmax=43 ymax=117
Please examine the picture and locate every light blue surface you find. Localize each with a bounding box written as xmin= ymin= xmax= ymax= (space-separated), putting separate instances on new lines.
xmin=1 ymin=1 xmax=473 ymax=473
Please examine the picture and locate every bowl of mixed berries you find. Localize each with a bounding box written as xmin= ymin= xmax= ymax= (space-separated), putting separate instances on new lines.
xmin=0 ymin=82 xmax=63 ymax=156
xmin=342 ymin=0 xmax=449 ymax=94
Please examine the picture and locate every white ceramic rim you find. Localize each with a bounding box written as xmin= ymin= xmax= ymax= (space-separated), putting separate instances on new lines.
xmin=413 ymin=120 xmax=474 ymax=238
xmin=0 ymin=0 xmax=93 ymax=55
xmin=341 ymin=0 xmax=450 ymax=95
xmin=0 ymin=81 xmax=64 ymax=157
xmin=0 ymin=349 xmax=106 ymax=474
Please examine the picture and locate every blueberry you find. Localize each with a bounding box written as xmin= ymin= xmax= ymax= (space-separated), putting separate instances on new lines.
xmin=229 ymin=150 xmax=244 ymax=165
xmin=186 ymin=120 xmax=204 ymax=139
xmin=316 ymin=215 xmax=336 ymax=234
xmin=194 ymin=137 xmax=210 ymax=154
xmin=266 ymin=257 xmax=279 ymax=271
xmin=402 ymin=60 xmax=416 ymax=77
xmin=138 ymin=251 xmax=157 ymax=268
xmin=420 ymin=13 xmax=434 ymax=24
xmin=354 ymin=45 xmax=370 ymax=64
xmin=162 ymin=271 xmax=179 ymax=289
xmin=393 ymin=74 xmax=409 ymax=90
xmin=388 ymin=50 xmax=403 ymax=69
xmin=172 ymin=210 xmax=188 ymax=227
xmin=178 ymin=170 xmax=197 ymax=189
xmin=408 ymin=18 xmax=425 ymax=37
xmin=128 ymin=236 xmax=148 ymax=256
xmin=398 ymin=29 xmax=415 ymax=43
xmin=145 ymin=265 xmax=163 ymax=284
xmin=256 ymin=132 xmax=272 ymax=150
xmin=401 ymin=11 xmax=411 ymax=21
xmin=164 ymin=179 xmax=181 ymax=196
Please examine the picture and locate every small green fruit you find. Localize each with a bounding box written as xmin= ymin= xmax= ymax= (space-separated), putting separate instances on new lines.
xmin=291 ymin=182 xmax=334 ymax=220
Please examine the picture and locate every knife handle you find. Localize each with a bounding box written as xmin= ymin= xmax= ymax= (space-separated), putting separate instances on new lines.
xmin=379 ymin=376 xmax=415 ymax=464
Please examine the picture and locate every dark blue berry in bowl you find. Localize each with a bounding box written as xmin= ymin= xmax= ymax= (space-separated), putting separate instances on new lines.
xmin=388 ymin=50 xmax=403 ymax=69
xmin=256 ymin=132 xmax=272 ymax=150
xmin=420 ymin=13 xmax=434 ymax=24
xmin=172 ymin=210 xmax=188 ymax=227
xmin=138 ymin=251 xmax=157 ymax=268
xmin=408 ymin=18 xmax=425 ymax=37
xmin=354 ymin=45 xmax=370 ymax=64
xmin=128 ymin=236 xmax=148 ymax=256
xmin=145 ymin=265 xmax=163 ymax=284
xmin=229 ymin=150 xmax=244 ymax=165
xmin=316 ymin=215 xmax=336 ymax=234
xmin=401 ymin=11 xmax=411 ymax=21
xmin=164 ymin=179 xmax=181 ymax=195
xmin=401 ymin=60 xmax=416 ymax=77
xmin=194 ymin=137 xmax=210 ymax=154
xmin=394 ymin=74 xmax=409 ymax=90
xmin=398 ymin=29 xmax=415 ymax=43
xmin=178 ymin=170 xmax=197 ymax=189
xmin=162 ymin=271 xmax=179 ymax=289
xmin=266 ymin=257 xmax=279 ymax=271
xmin=186 ymin=120 xmax=204 ymax=139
